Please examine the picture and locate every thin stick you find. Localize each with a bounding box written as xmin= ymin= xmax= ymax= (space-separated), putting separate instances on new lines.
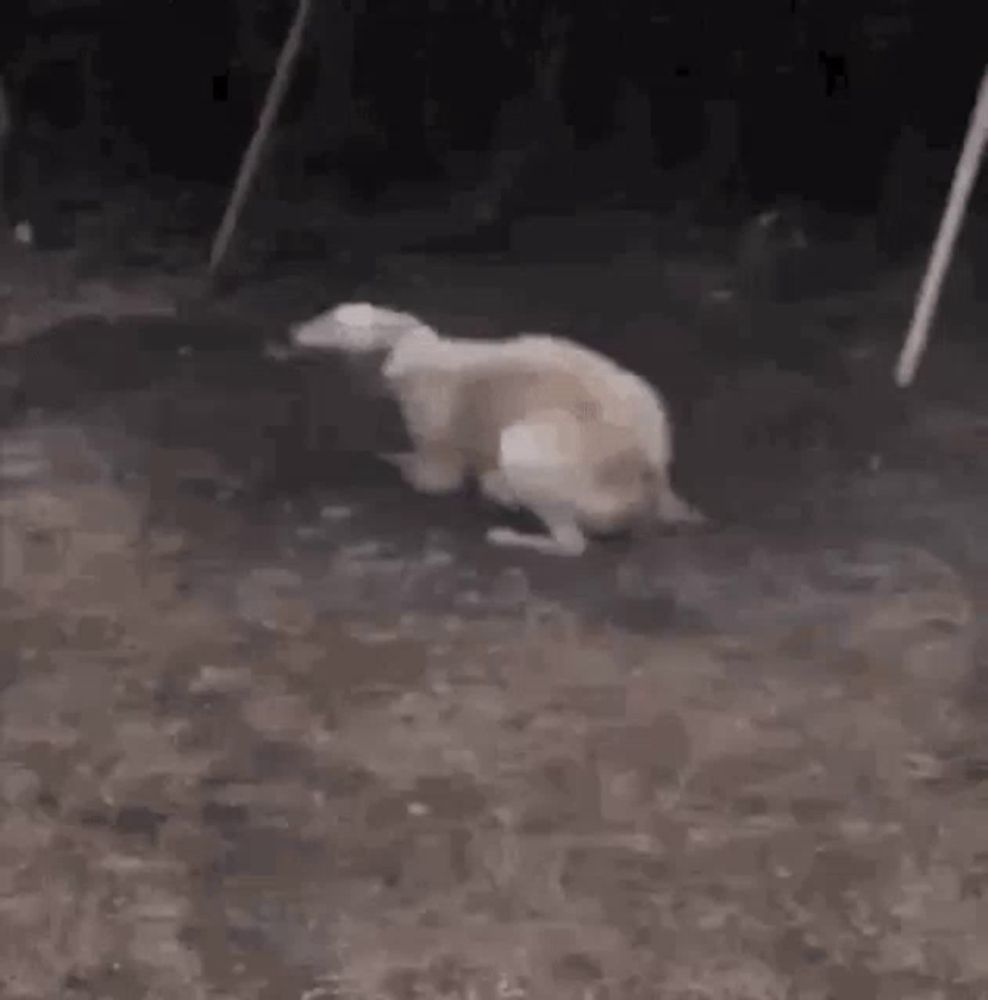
xmin=894 ymin=65 xmax=988 ymax=387
xmin=0 ymin=75 xmax=10 ymax=231
xmin=208 ymin=0 xmax=314 ymax=277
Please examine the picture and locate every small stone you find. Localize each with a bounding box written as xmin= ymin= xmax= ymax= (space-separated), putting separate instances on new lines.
xmin=421 ymin=547 xmax=454 ymax=569
xmin=246 ymin=567 xmax=303 ymax=589
xmin=0 ymin=764 xmax=41 ymax=805
xmin=490 ymin=566 xmax=530 ymax=605
xmin=148 ymin=529 xmax=187 ymax=557
xmin=341 ymin=540 xmax=386 ymax=560
xmin=189 ymin=665 xmax=252 ymax=694
xmin=319 ymin=504 xmax=353 ymax=522
xmin=13 ymin=221 xmax=34 ymax=246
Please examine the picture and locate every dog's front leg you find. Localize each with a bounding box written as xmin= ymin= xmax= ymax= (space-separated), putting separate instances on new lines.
xmin=478 ymin=469 xmax=520 ymax=509
xmin=380 ymin=450 xmax=465 ymax=494
xmin=654 ymin=478 xmax=707 ymax=527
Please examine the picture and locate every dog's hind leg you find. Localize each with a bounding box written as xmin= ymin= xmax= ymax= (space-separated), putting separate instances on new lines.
xmin=484 ymin=414 xmax=590 ymax=557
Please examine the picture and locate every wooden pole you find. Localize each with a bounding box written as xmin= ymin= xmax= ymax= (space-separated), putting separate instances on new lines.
xmin=894 ymin=65 xmax=988 ymax=387
xmin=207 ymin=0 xmax=315 ymax=278
xmin=0 ymin=75 xmax=10 ymax=232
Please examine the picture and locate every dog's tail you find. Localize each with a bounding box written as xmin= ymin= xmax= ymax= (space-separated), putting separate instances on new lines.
xmin=290 ymin=301 xmax=438 ymax=355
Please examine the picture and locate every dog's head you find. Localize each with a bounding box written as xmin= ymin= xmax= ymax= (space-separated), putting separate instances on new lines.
xmin=290 ymin=301 xmax=436 ymax=356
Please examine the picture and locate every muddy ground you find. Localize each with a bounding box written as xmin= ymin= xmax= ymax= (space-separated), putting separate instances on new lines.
xmin=2 ymin=193 xmax=988 ymax=999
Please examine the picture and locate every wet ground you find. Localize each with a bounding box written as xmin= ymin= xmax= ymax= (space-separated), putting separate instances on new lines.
xmin=2 ymin=204 xmax=988 ymax=998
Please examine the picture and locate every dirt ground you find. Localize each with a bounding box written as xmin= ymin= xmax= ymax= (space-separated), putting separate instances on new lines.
xmin=3 ymin=194 xmax=988 ymax=999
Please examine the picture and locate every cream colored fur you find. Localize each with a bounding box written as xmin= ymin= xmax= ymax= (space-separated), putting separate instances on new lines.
xmin=290 ymin=302 xmax=705 ymax=556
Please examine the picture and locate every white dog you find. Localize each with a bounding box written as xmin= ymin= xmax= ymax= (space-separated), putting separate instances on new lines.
xmin=290 ymin=302 xmax=705 ymax=556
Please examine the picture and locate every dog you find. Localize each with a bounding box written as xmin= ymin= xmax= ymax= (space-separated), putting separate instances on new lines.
xmin=290 ymin=302 xmax=705 ymax=556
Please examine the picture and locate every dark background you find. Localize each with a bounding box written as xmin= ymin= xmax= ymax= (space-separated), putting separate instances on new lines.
xmin=0 ymin=0 xmax=985 ymax=257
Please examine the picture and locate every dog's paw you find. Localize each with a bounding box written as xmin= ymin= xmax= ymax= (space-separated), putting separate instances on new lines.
xmin=379 ymin=451 xmax=464 ymax=494
xmin=677 ymin=504 xmax=709 ymax=528
xmin=478 ymin=469 xmax=520 ymax=509
xmin=486 ymin=526 xmax=522 ymax=547
xmin=486 ymin=525 xmax=586 ymax=557
xmin=379 ymin=451 xmax=410 ymax=470
xmin=656 ymin=489 xmax=709 ymax=529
